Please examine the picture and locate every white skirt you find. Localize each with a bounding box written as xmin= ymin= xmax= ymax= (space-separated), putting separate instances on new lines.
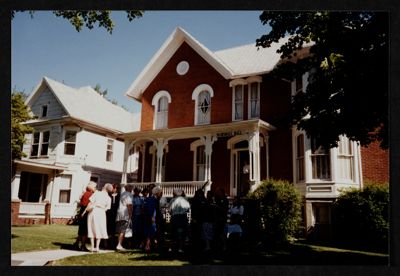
xmin=87 ymin=207 xmax=109 ymax=239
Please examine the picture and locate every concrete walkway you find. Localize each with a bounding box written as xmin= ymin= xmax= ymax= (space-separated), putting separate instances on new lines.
xmin=11 ymin=249 xmax=114 ymax=266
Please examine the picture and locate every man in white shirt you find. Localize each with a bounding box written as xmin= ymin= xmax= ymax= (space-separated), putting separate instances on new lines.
xmin=115 ymin=184 xmax=133 ymax=251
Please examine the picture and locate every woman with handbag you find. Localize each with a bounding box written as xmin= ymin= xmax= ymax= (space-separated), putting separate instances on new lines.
xmin=73 ymin=181 xmax=96 ymax=251
xmin=87 ymin=183 xmax=113 ymax=252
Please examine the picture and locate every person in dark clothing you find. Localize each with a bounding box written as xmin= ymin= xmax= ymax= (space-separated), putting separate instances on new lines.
xmin=201 ymin=190 xmax=218 ymax=251
xmin=214 ymin=187 xmax=229 ymax=251
xmin=190 ymin=189 xmax=207 ymax=251
xmin=105 ymin=183 xmax=120 ymax=249
xmin=143 ymin=186 xmax=163 ymax=253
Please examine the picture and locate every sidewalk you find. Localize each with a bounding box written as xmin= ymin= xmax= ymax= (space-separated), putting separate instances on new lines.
xmin=11 ymin=249 xmax=113 ymax=266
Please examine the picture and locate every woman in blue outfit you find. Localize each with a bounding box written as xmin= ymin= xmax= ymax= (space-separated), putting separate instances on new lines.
xmin=143 ymin=186 xmax=163 ymax=253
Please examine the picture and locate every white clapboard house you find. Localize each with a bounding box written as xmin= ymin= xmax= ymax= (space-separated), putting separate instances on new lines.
xmin=11 ymin=77 xmax=139 ymax=223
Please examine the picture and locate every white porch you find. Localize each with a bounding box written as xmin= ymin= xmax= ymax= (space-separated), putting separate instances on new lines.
xmin=121 ymin=119 xmax=276 ymax=197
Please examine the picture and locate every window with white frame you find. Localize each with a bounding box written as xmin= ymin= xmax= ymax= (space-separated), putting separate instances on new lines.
xmin=311 ymin=139 xmax=331 ymax=180
xmin=106 ymin=139 xmax=114 ymax=162
xmin=248 ymin=81 xmax=260 ymax=119
xmin=152 ymin=90 xmax=171 ymax=129
xmin=59 ymin=175 xmax=72 ymax=203
xmin=296 ymin=134 xmax=305 ymax=182
xmin=195 ymin=145 xmax=206 ymax=181
xmin=30 ymin=130 xmax=50 ymax=158
xmin=64 ymin=130 xmax=77 ymax=155
xmin=156 ymin=96 xmax=169 ymax=129
xmin=337 ymin=136 xmax=354 ymax=181
xmin=233 ymin=85 xmax=244 ymax=121
xmin=192 ymin=84 xmax=214 ymax=125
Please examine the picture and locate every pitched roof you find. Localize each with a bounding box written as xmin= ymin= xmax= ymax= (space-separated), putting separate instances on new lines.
xmin=214 ymin=37 xmax=290 ymax=78
xmin=27 ymin=77 xmax=140 ymax=133
xmin=125 ymin=27 xmax=290 ymax=101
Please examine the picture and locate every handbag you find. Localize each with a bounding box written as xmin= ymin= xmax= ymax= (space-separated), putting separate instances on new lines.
xmin=81 ymin=202 xmax=94 ymax=217
xmin=124 ymin=221 xmax=133 ymax=238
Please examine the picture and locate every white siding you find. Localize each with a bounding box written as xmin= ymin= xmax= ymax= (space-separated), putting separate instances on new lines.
xmin=76 ymin=129 xmax=125 ymax=172
xmin=29 ymin=87 xmax=67 ymax=119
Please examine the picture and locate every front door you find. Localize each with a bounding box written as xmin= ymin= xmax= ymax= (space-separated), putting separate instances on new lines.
xmin=234 ymin=150 xmax=250 ymax=197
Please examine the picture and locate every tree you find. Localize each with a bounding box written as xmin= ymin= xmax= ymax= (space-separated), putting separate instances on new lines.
xmin=11 ymin=10 xmax=143 ymax=34
xmin=248 ymin=179 xmax=302 ymax=244
xmin=11 ymin=92 xmax=34 ymax=159
xmin=256 ymin=12 xmax=388 ymax=149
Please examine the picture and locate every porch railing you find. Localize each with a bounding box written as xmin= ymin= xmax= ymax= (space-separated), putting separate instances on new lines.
xmin=19 ymin=202 xmax=46 ymax=217
xmin=127 ymin=181 xmax=208 ymax=197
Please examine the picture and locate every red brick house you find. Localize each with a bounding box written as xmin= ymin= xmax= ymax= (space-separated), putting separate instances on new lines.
xmin=121 ymin=27 xmax=388 ymax=233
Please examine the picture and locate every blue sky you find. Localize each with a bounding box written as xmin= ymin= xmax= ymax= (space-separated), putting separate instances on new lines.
xmin=12 ymin=11 xmax=270 ymax=115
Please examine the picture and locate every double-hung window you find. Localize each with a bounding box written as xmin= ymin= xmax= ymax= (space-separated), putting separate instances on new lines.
xmin=64 ymin=130 xmax=77 ymax=155
xmin=248 ymin=77 xmax=261 ymax=119
xmin=30 ymin=131 xmax=50 ymax=158
xmin=337 ymin=136 xmax=354 ymax=181
xmin=106 ymin=139 xmax=114 ymax=162
xmin=195 ymin=145 xmax=206 ymax=181
xmin=59 ymin=175 xmax=72 ymax=203
xmin=310 ymin=139 xmax=331 ymax=180
xmin=296 ymin=134 xmax=305 ymax=182
xmin=233 ymin=85 xmax=244 ymax=121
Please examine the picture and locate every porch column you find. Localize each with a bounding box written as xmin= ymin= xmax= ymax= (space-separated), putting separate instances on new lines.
xmin=201 ymin=134 xmax=217 ymax=192
xmin=248 ymin=130 xmax=261 ymax=192
xmin=138 ymin=143 xmax=147 ymax=183
xmin=11 ymin=170 xmax=21 ymax=200
xmin=264 ymin=134 xmax=270 ymax=179
xmin=154 ymin=138 xmax=168 ymax=183
xmin=121 ymin=140 xmax=130 ymax=184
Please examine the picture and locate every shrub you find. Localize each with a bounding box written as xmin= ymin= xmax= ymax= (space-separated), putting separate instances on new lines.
xmin=248 ymin=179 xmax=302 ymax=244
xmin=332 ymin=183 xmax=389 ymax=252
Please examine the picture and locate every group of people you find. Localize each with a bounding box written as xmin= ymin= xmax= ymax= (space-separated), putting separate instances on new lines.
xmin=73 ymin=181 xmax=245 ymax=254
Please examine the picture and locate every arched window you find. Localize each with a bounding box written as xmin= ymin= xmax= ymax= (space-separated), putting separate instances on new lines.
xmin=192 ymin=84 xmax=214 ymax=125
xmin=151 ymin=90 xmax=171 ymax=129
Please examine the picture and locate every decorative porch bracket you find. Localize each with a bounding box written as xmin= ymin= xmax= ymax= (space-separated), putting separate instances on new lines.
xmin=200 ymin=134 xmax=217 ymax=192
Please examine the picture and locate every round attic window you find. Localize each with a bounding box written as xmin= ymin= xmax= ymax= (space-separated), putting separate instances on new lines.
xmin=176 ymin=61 xmax=189 ymax=75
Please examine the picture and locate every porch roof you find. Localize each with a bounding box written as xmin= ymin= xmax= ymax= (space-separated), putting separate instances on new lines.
xmin=14 ymin=160 xmax=67 ymax=172
xmin=122 ymin=119 xmax=276 ymax=141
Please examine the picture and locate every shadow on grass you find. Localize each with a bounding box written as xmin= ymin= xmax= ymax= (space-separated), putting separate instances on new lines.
xmin=52 ymin=242 xmax=80 ymax=251
xmin=123 ymin=242 xmax=389 ymax=265
xmin=12 ymin=234 xmax=19 ymax=239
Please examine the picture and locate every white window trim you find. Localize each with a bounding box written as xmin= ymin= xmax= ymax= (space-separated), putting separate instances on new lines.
xmin=192 ymin=84 xmax=214 ymax=125
xmin=247 ymin=76 xmax=262 ymax=119
xmin=30 ymin=130 xmax=50 ymax=158
xmin=151 ymin=90 xmax=171 ymax=130
xmin=106 ymin=138 xmax=114 ymax=162
xmin=230 ymin=79 xmax=247 ymax=122
xmin=190 ymin=139 xmax=206 ymax=181
xmin=291 ymin=72 xmax=309 ymax=96
xmin=63 ymin=127 xmax=79 ymax=156
xmin=58 ymin=174 xmax=72 ymax=204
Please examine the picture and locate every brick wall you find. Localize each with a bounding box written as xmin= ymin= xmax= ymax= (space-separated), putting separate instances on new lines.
xmin=140 ymin=42 xmax=231 ymax=130
xmin=361 ymin=141 xmax=389 ymax=184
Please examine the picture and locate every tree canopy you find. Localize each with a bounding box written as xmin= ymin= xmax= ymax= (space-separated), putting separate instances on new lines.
xmin=256 ymin=12 xmax=388 ymax=149
xmin=11 ymin=92 xmax=34 ymax=159
xmin=11 ymin=10 xmax=143 ymax=34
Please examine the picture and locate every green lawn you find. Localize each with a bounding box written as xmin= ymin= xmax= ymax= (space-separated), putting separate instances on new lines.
xmin=12 ymin=224 xmax=78 ymax=253
xmin=11 ymin=224 xmax=389 ymax=266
